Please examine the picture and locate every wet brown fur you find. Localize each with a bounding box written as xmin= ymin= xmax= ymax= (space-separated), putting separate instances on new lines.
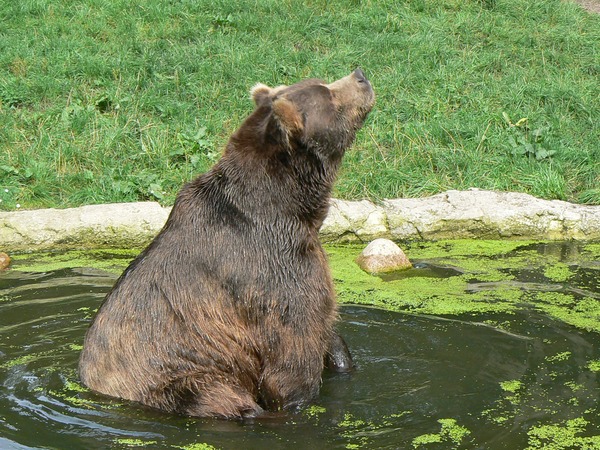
xmin=79 ymin=70 xmax=375 ymax=419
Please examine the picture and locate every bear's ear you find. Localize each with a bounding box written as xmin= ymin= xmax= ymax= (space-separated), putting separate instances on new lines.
xmin=272 ymin=97 xmax=303 ymax=134
xmin=250 ymin=83 xmax=273 ymax=106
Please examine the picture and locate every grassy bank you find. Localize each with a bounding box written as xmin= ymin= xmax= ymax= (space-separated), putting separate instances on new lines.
xmin=1 ymin=0 xmax=598 ymax=210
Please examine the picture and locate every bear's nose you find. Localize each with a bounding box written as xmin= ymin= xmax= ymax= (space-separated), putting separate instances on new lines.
xmin=353 ymin=68 xmax=367 ymax=83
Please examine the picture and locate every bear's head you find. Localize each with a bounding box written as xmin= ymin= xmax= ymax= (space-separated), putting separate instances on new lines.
xmin=215 ymin=70 xmax=374 ymax=220
xmin=244 ymin=69 xmax=375 ymax=162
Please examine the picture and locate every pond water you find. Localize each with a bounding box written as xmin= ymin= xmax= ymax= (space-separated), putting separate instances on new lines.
xmin=1 ymin=241 xmax=599 ymax=449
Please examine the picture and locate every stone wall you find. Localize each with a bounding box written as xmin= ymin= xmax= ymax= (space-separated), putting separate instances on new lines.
xmin=322 ymin=189 xmax=600 ymax=242
xmin=1 ymin=190 xmax=599 ymax=252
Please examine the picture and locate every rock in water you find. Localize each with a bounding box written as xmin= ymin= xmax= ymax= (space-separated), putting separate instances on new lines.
xmin=0 ymin=252 xmax=10 ymax=270
xmin=356 ymin=239 xmax=412 ymax=273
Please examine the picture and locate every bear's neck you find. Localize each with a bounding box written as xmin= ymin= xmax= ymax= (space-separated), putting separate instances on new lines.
xmin=214 ymin=141 xmax=340 ymax=229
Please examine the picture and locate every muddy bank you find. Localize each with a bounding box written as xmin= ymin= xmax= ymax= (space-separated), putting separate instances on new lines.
xmin=1 ymin=189 xmax=599 ymax=252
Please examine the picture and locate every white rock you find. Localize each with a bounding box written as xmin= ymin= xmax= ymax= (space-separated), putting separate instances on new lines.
xmin=355 ymin=238 xmax=412 ymax=273
xmin=0 ymin=252 xmax=10 ymax=270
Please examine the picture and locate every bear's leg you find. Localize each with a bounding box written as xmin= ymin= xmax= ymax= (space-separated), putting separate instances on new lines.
xmin=325 ymin=332 xmax=354 ymax=373
xmin=257 ymin=363 xmax=322 ymax=412
xmin=160 ymin=376 xmax=263 ymax=419
xmin=183 ymin=391 xmax=263 ymax=419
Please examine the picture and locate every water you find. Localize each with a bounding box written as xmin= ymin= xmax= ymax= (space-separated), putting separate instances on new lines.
xmin=1 ymin=244 xmax=599 ymax=449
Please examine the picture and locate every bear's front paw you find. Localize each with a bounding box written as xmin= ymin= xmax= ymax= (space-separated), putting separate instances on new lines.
xmin=325 ymin=332 xmax=354 ymax=373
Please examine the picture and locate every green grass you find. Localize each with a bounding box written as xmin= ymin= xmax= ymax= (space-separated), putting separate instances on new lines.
xmin=1 ymin=0 xmax=598 ymax=210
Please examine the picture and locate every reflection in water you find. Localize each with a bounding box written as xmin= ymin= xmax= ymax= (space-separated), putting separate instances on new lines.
xmin=0 ymin=246 xmax=599 ymax=449
xmin=377 ymin=262 xmax=464 ymax=282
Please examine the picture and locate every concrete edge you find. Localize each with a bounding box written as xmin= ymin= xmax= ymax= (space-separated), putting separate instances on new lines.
xmin=1 ymin=189 xmax=599 ymax=252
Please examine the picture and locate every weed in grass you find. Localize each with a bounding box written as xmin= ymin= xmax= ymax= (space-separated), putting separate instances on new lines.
xmin=502 ymin=113 xmax=556 ymax=161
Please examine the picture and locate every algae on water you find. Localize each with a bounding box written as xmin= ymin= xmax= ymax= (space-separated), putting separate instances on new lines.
xmin=412 ymin=418 xmax=471 ymax=448
xmin=329 ymin=240 xmax=600 ymax=447
xmin=6 ymin=240 xmax=600 ymax=337
xmin=9 ymin=249 xmax=140 ymax=274
xmin=525 ymin=418 xmax=600 ymax=450
xmin=327 ymin=240 xmax=600 ymax=334
xmin=2 ymin=239 xmax=600 ymax=448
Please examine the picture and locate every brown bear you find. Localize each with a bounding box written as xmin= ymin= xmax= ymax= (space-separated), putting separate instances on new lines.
xmin=79 ymin=69 xmax=375 ymax=419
